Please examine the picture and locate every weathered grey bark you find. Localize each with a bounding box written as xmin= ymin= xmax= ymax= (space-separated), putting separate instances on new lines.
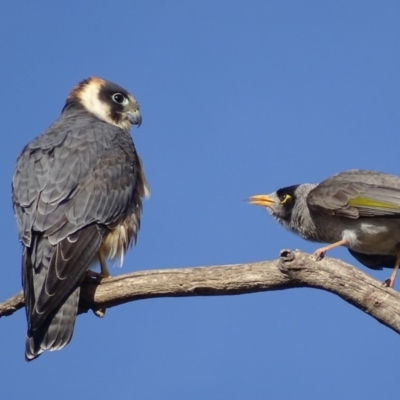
xmin=1 ymin=250 xmax=400 ymax=334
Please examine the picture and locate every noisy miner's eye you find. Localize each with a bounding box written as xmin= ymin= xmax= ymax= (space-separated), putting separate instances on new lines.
xmin=279 ymin=193 xmax=291 ymax=204
xmin=112 ymin=93 xmax=128 ymax=105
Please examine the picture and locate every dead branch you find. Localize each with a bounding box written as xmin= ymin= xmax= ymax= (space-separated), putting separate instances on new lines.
xmin=1 ymin=250 xmax=400 ymax=334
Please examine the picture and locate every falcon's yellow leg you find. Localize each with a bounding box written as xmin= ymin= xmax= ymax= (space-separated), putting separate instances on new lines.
xmin=84 ymin=250 xmax=110 ymax=317
xmin=98 ymin=250 xmax=110 ymax=278
xmin=383 ymin=251 xmax=400 ymax=288
xmin=85 ymin=250 xmax=110 ymax=280
xmin=314 ymin=239 xmax=348 ymax=261
xmin=91 ymin=250 xmax=110 ymax=318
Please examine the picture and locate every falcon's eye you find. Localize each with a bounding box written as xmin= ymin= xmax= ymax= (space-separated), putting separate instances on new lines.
xmin=279 ymin=193 xmax=291 ymax=204
xmin=112 ymin=93 xmax=128 ymax=105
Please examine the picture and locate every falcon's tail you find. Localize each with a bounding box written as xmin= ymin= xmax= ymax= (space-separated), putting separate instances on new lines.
xmin=25 ymin=287 xmax=80 ymax=360
xmin=22 ymin=225 xmax=105 ymax=361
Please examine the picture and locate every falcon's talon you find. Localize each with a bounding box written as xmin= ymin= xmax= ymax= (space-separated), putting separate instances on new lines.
xmin=13 ymin=76 xmax=148 ymax=360
xmin=86 ymin=270 xmax=99 ymax=278
xmin=93 ymin=308 xmax=106 ymax=318
xmin=85 ymin=270 xmax=110 ymax=283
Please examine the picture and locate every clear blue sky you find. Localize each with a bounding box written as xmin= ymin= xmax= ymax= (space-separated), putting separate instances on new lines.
xmin=1 ymin=1 xmax=399 ymax=399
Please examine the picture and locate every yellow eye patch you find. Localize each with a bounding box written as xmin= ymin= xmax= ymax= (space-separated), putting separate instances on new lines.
xmin=280 ymin=194 xmax=292 ymax=204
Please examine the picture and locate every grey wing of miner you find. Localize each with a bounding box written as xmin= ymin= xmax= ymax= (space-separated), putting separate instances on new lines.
xmin=12 ymin=77 xmax=149 ymax=361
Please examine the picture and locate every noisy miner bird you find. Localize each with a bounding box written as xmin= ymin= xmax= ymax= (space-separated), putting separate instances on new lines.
xmin=249 ymin=169 xmax=400 ymax=288
xmin=12 ymin=77 xmax=149 ymax=361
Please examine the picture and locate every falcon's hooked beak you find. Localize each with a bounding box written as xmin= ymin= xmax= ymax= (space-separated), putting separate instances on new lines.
xmin=127 ymin=109 xmax=142 ymax=127
xmin=248 ymin=195 xmax=275 ymax=208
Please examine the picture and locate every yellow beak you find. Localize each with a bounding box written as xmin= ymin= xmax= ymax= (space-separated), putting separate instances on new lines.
xmin=248 ymin=195 xmax=275 ymax=208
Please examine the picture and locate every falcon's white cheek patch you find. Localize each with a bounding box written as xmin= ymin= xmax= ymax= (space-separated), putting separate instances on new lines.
xmin=78 ymin=82 xmax=116 ymax=127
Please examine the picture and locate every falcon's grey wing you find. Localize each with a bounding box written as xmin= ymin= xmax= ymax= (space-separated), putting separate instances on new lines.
xmin=307 ymin=170 xmax=400 ymax=219
xmin=13 ymin=108 xmax=144 ymax=359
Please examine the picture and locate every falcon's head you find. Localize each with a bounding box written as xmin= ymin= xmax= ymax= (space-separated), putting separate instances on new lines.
xmin=66 ymin=77 xmax=142 ymax=130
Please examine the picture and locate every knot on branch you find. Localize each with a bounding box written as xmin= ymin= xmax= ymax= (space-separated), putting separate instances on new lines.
xmin=279 ymin=249 xmax=295 ymax=262
xmin=278 ymin=249 xmax=308 ymax=279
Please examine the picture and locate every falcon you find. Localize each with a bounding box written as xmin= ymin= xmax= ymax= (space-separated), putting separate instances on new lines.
xmin=12 ymin=77 xmax=149 ymax=360
xmin=249 ymin=169 xmax=400 ymax=287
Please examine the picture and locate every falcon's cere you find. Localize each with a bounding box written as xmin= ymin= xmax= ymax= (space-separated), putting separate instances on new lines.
xmin=249 ymin=169 xmax=400 ymax=287
xmin=12 ymin=77 xmax=149 ymax=360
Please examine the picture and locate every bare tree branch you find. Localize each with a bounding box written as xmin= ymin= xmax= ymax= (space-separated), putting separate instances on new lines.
xmin=1 ymin=250 xmax=400 ymax=334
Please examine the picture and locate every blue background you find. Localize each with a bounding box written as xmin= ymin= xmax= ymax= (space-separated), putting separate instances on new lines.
xmin=1 ymin=1 xmax=399 ymax=399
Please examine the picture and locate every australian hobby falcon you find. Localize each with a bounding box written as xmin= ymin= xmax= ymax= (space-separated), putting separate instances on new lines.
xmin=12 ymin=77 xmax=149 ymax=361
